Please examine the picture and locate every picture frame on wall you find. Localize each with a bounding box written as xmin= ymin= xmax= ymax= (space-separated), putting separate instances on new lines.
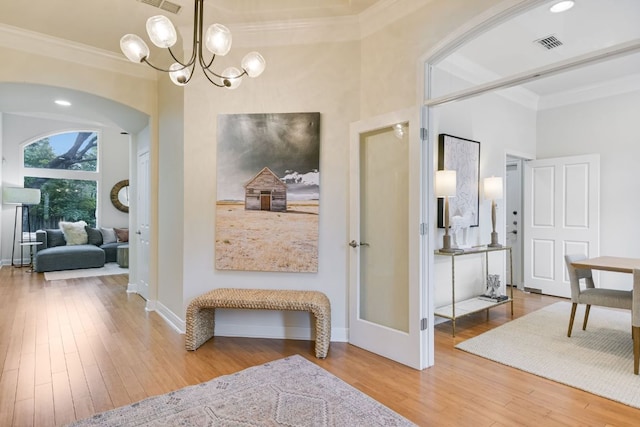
xmin=215 ymin=112 xmax=321 ymax=273
xmin=437 ymin=134 xmax=480 ymax=228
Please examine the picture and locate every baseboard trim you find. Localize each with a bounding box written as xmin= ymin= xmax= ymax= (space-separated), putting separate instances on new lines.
xmin=146 ymin=303 xmax=348 ymax=342
xmin=154 ymin=301 xmax=186 ymax=334
xmin=126 ymin=282 xmax=137 ymax=293
xmin=215 ymin=325 xmax=348 ymax=343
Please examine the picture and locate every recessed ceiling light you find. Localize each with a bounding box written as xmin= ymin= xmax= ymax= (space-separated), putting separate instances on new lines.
xmin=550 ymin=1 xmax=575 ymax=13
xmin=54 ymin=99 xmax=71 ymax=106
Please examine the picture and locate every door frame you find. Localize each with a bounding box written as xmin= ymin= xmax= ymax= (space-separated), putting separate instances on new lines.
xmin=504 ymin=152 xmax=534 ymax=290
xmin=348 ymin=107 xmax=431 ymax=370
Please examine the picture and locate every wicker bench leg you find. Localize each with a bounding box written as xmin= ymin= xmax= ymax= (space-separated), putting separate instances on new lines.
xmin=312 ymin=307 xmax=331 ymax=359
xmin=185 ymin=306 xmax=216 ymax=351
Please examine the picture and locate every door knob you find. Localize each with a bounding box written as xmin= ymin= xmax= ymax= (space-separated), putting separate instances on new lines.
xmin=136 ymin=230 xmax=142 ymax=235
xmin=349 ymin=240 xmax=370 ymax=248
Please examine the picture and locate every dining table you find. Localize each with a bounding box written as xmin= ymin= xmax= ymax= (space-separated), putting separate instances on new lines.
xmin=570 ymin=256 xmax=640 ymax=273
xmin=570 ymin=255 xmax=640 ymax=374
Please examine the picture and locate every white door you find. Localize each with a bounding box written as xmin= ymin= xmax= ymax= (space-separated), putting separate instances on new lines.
xmin=348 ymin=108 xmax=429 ymax=370
xmin=136 ymin=150 xmax=151 ymax=300
xmin=505 ymin=160 xmax=522 ymax=288
xmin=523 ymin=154 xmax=600 ymax=297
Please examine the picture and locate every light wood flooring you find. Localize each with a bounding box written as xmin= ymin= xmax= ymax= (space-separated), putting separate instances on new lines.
xmin=1 ymin=266 xmax=639 ymax=426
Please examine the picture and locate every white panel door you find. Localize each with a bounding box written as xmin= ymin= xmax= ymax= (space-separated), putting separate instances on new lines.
xmin=348 ymin=108 xmax=429 ymax=370
xmin=523 ymin=154 xmax=599 ymax=297
xmin=136 ymin=150 xmax=150 ymax=300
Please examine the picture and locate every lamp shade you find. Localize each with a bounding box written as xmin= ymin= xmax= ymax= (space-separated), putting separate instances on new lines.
xmin=205 ymin=23 xmax=232 ymax=56
xmin=146 ymin=15 xmax=177 ymax=48
xmin=2 ymin=187 xmax=41 ymax=205
xmin=120 ymin=34 xmax=150 ymax=63
xmin=241 ymin=51 xmax=266 ymax=78
xmin=484 ymin=176 xmax=503 ymax=200
xmin=435 ymin=170 xmax=456 ymax=197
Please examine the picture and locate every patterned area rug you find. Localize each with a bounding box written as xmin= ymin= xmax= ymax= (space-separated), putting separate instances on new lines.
xmin=456 ymin=302 xmax=640 ymax=408
xmin=68 ymin=355 xmax=416 ymax=426
xmin=44 ymin=263 xmax=127 ymax=281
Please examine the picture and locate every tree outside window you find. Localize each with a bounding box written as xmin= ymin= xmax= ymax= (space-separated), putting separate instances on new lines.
xmin=23 ymin=131 xmax=99 ymax=230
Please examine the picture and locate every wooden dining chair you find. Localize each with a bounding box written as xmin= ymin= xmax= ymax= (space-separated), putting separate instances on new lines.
xmin=633 ymin=268 xmax=640 ymax=375
xmin=564 ymin=254 xmax=633 ymax=337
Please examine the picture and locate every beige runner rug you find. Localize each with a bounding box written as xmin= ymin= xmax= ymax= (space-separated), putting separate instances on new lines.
xmin=456 ymin=302 xmax=640 ymax=408
xmin=68 ymin=354 xmax=416 ymax=426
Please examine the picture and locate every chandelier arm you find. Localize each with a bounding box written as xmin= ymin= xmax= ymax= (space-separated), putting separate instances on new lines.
xmin=178 ymin=61 xmax=199 ymax=85
xmin=168 ymin=47 xmax=196 ymax=68
xmin=203 ymin=67 xmax=249 ymax=80
xmin=200 ymin=53 xmax=216 ymax=71
xmin=199 ymin=69 xmax=228 ymax=87
xmin=141 ymin=58 xmax=177 ymax=73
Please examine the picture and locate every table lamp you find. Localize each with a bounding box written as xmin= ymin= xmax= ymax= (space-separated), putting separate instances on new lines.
xmin=435 ymin=170 xmax=456 ymax=252
xmin=484 ymin=176 xmax=503 ymax=248
xmin=2 ymin=187 xmax=42 ymax=266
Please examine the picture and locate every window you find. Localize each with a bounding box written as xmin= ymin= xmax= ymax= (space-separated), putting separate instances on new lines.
xmin=23 ymin=131 xmax=99 ymax=229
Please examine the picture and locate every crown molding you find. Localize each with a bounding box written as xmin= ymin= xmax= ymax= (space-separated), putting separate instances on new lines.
xmin=0 ymin=23 xmax=156 ymax=81
xmin=359 ymin=0 xmax=434 ymax=39
xmin=227 ymin=0 xmax=429 ymax=46
xmin=538 ymin=73 xmax=640 ymax=110
xmin=227 ymin=15 xmax=361 ymax=47
xmin=437 ymin=52 xmax=539 ymax=110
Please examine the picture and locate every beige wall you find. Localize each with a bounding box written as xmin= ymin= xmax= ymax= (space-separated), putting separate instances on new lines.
xmin=0 ymin=46 xmax=157 ymax=119
xmin=360 ymin=0 xmax=501 ymax=117
xmin=157 ymin=76 xmax=185 ymax=317
xmin=177 ymin=40 xmax=361 ymax=338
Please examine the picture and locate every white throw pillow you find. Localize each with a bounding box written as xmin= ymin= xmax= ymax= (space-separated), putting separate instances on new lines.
xmin=100 ymin=227 xmax=117 ymax=244
xmin=59 ymin=221 xmax=88 ymax=245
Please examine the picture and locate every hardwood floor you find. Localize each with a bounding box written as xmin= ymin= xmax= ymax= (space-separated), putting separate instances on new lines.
xmin=1 ymin=267 xmax=639 ymax=426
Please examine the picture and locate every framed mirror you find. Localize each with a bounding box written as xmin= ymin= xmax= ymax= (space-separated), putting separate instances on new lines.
xmin=110 ymin=179 xmax=129 ymax=213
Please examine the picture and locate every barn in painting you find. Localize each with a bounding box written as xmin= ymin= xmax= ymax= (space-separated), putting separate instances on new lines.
xmin=244 ymin=167 xmax=287 ymax=212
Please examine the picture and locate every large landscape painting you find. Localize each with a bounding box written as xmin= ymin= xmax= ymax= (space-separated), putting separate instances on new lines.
xmin=216 ymin=112 xmax=320 ymax=272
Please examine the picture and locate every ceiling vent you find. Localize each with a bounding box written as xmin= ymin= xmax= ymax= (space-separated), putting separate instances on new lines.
xmin=137 ymin=0 xmax=182 ymax=15
xmin=534 ymin=35 xmax=563 ymax=50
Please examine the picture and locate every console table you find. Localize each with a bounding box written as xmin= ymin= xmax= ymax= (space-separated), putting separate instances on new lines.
xmin=435 ymin=246 xmax=514 ymax=336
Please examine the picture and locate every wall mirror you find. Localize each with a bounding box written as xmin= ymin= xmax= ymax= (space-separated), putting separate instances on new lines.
xmin=110 ymin=179 xmax=129 ymax=213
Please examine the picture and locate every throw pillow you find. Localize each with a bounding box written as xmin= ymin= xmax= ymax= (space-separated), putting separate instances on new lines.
xmin=100 ymin=227 xmax=117 ymax=244
xmin=45 ymin=229 xmax=66 ymax=248
xmin=85 ymin=226 xmax=103 ymax=246
xmin=59 ymin=221 xmax=88 ymax=245
xmin=114 ymin=227 xmax=129 ymax=242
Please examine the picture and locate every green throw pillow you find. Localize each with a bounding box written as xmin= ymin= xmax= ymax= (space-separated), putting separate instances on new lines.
xmin=85 ymin=226 xmax=103 ymax=246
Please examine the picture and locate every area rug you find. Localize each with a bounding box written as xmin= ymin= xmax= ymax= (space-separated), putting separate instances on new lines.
xmin=68 ymin=355 xmax=416 ymax=426
xmin=456 ymin=301 xmax=640 ymax=408
xmin=44 ymin=262 xmax=128 ymax=281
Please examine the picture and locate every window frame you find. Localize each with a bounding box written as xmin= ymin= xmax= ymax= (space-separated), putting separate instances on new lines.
xmin=21 ymin=129 xmax=103 ymax=226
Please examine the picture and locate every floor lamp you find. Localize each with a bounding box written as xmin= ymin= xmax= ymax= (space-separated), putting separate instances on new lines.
xmin=435 ymin=170 xmax=457 ymax=252
xmin=2 ymin=187 xmax=42 ymax=267
xmin=484 ymin=176 xmax=503 ymax=248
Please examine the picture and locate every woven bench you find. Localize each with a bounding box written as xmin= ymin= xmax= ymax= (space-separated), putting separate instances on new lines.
xmin=185 ymin=288 xmax=331 ymax=358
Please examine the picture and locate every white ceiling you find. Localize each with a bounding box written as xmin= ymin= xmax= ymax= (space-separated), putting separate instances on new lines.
xmin=436 ymin=0 xmax=640 ymax=107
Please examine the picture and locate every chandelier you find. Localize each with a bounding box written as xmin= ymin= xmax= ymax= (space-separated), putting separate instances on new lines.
xmin=120 ymin=0 xmax=266 ymax=88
